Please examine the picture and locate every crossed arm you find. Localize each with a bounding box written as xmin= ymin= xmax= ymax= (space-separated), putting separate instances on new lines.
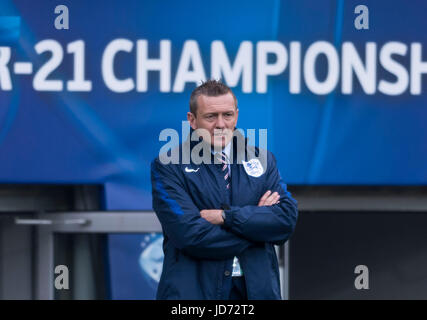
xmin=151 ymin=155 xmax=298 ymax=260
xmin=200 ymin=190 xmax=281 ymax=225
xmin=200 ymin=155 xmax=298 ymax=245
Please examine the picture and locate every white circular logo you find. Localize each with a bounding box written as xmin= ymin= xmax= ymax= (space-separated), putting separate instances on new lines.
xmin=242 ymin=159 xmax=264 ymax=177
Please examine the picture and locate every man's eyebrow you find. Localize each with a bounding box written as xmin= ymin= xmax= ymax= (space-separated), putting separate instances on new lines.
xmin=203 ymin=110 xmax=234 ymax=116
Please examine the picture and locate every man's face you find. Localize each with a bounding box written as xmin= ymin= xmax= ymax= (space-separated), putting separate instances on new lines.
xmin=187 ymin=93 xmax=239 ymax=149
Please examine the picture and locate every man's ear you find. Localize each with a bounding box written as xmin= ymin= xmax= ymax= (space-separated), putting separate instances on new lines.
xmin=187 ymin=112 xmax=197 ymax=130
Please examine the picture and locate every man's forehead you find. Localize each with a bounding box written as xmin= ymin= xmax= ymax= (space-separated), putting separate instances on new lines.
xmin=197 ymin=93 xmax=236 ymax=111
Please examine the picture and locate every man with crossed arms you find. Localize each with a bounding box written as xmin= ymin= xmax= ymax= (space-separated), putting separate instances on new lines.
xmin=151 ymin=80 xmax=298 ymax=300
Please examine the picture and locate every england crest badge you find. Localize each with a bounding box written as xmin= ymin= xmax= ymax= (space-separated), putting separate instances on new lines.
xmin=242 ymin=159 xmax=264 ymax=177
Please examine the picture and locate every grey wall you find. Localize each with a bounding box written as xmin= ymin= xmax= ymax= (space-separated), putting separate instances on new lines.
xmin=0 ymin=185 xmax=101 ymax=299
xmin=0 ymin=214 xmax=34 ymax=299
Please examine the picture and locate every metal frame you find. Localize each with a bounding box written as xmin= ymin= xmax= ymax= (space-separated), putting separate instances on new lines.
xmin=6 ymin=185 xmax=427 ymax=300
xmin=25 ymin=189 xmax=427 ymax=300
xmin=31 ymin=211 xmax=292 ymax=300
xmin=32 ymin=211 xmax=162 ymax=300
xmin=0 ymin=214 xmax=34 ymax=299
xmin=283 ymin=242 xmax=290 ymax=300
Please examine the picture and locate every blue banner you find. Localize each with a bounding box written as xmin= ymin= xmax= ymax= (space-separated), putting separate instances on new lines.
xmin=108 ymin=233 xmax=163 ymax=299
xmin=1 ymin=1 xmax=427 ymax=208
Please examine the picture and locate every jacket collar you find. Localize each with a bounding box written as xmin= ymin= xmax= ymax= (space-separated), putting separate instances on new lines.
xmin=183 ymin=128 xmax=253 ymax=165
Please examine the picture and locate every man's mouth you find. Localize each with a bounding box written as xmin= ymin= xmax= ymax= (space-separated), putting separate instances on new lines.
xmin=213 ymin=130 xmax=231 ymax=136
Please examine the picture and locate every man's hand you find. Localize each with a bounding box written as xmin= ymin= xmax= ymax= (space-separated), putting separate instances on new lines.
xmin=200 ymin=209 xmax=224 ymax=225
xmin=201 ymin=191 xmax=279 ymax=224
xmin=258 ymin=190 xmax=280 ymax=206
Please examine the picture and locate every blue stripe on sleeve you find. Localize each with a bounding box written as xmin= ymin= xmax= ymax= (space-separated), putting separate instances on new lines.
xmin=152 ymin=164 xmax=184 ymax=216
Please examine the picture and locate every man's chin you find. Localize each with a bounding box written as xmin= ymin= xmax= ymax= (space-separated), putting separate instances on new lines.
xmin=212 ymin=137 xmax=226 ymax=149
xmin=212 ymin=136 xmax=234 ymax=149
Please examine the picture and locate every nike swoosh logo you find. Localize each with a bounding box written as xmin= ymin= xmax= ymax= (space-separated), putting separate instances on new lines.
xmin=185 ymin=167 xmax=200 ymax=173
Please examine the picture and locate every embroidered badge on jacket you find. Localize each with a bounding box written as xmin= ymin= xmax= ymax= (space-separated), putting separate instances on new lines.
xmin=242 ymin=159 xmax=264 ymax=177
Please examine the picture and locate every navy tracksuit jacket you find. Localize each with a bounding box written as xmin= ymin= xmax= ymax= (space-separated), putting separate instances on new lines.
xmin=151 ymin=132 xmax=298 ymax=299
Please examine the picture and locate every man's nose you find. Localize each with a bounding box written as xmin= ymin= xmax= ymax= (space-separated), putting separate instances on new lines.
xmin=216 ymin=115 xmax=225 ymax=128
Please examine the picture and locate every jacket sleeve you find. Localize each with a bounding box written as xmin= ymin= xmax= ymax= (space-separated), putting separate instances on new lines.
xmin=222 ymin=153 xmax=298 ymax=246
xmin=151 ymin=158 xmax=253 ymax=260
